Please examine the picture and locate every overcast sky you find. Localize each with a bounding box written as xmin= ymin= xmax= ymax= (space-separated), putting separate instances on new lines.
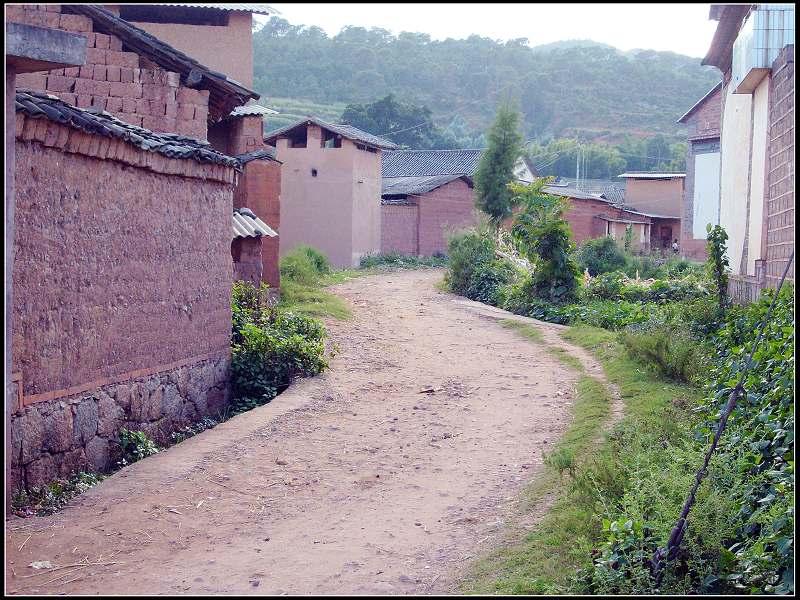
xmin=262 ymin=3 xmax=717 ymax=58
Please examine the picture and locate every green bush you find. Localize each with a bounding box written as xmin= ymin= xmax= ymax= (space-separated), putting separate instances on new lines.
xmin=117 ymin=429 xmax=159 ymax=467
xmin=623 ymin=254 xmax=664 ymax=279
xmin=279 ymin=245 xmax=330 ymax=285
xmin=446 ymin=229 xmax=516 ymax=305
xmin=621 ymin=322 xmax=712 ymax=384
xmin=231 ymin=311 xmax=328 ymax=414
xmin=359 ymin=252 xmax=448 ymax=269
xmin=583 ymin=271 xmax=627 ymax=300
xmin=576 ymin=236 xmax=628 ymax=276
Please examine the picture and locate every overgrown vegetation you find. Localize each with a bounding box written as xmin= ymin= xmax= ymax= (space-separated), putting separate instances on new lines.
xmin=359 ymin=252 xmax=447 ymax=269
xmin=278 ymin=247 xmax=353 ymax=320
xmin=116 ymin=428 xmax=160 ymax=468
xmin=11 ymin=471 xmax=107 ymax=517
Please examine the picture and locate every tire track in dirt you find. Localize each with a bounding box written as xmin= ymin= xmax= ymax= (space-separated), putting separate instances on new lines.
xmin=6 ymin=269 xmax=603 ymax=595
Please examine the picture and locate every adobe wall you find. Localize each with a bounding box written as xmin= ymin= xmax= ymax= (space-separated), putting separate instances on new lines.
xmin=563 ymin=197 xmax=617 ymax=245
xmin=764 ymin=45 xmax=794 ymax=288
xmin=8 ymin=4 xmax=210 ymax=140
xmin=624 ymin=178 xmax=684 ymax=217
xmin=107 ymin=7 xmax=255 ymax=89
xmin=381 ymin=203 xmax=419 ymax=255
xmin=232 ymin=237 xmax=263 ymax=285
xmin=417 ymin=179 xmax=478 ymax=256
xmin=10 ymin=117 xmax=236 ymax=490
xmin=233 ymin=160 xmax=282 ymax=288
xmin=350 ymin=143 xmax=384 ymax=265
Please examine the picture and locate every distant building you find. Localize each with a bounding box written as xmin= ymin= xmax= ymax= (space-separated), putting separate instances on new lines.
xmin=702 ymin=4 xmax=794 ymax=302
xmin=265 ymin=117 xmax=398 ymax=268
xmin=616 ymin=172 xmax=685 ymax=252
xmin=380 ymin=149 xmax=536 ymax=257
xmin=677 ymin=82 xmax=723 ymax=260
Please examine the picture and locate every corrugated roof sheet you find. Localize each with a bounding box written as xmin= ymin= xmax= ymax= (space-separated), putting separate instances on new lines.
xmin=382 ymin=149 xmax=484 ymax=177
xmin=16 ymin=89 xmax=241 ymax=168
xmin=263 ymin=116 xmax=398 ymax=150
xmin=229 ymin=104 xmax=279 ymax=119
xmin=63 ymin=5 xmax=259 ymax=121
xmin=382 ymin=174 xmax=471 ymax=196
xmin=233 ymin=207 xmax=277 ymax=239
xmin=152 ymin=4 xmax=276 ymax=16
xmin=543 ymin=186 xmax=610 ymax=202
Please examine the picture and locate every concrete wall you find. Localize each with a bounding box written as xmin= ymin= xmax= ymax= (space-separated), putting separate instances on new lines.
xmin=719 ymin=79 xmax=755 ymax=275
xmin=623 ymin=178 xmax=684 ymax=217
xmin=8 ymin=4 xmax=210 ymax=140
xmin=232 ymin=237 xmax=263 ymax=285
xmin=381 ymin=204 xmax=419 ymax=255
xmin=10 ymin=118 xmax=235 ymax=490
xmin=743 ymin=76 xmax=770 ymax=275
xmin=764 ymin=45 xmax=794 ymax=287
xmin=275 ymin=125 xmax=382 ymax=268
xmin=106 ymin=7 xmax=255 ymax=89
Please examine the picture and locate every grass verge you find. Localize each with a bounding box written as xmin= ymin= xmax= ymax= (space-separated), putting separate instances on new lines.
xmin=462 ymin=324 xmax=699 ymax=594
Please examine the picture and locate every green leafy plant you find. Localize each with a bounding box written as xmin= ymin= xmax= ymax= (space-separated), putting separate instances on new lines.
xmin=359 ymin=252 xmax=448 ymax=269
xmin=116 ymin=429 xmax=159 ymax=467
xmin=577 ymin=236 xmax=628 ymax=276
xmin=706 ymin=224 xmax=730 ymax=313
xmin=624 ymin=225 xmax=634 ymax=254
xmin=445 ymin=227 xmax=517 ymax=305
xmin=510 ymin=180 xmax=581 ymax=304
xmin=11 ymin=472 xmax=106 ymax=517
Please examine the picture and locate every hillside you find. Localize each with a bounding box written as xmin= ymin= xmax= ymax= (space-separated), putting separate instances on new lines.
xmin=253 ymin=17 xmax=720 ymax=144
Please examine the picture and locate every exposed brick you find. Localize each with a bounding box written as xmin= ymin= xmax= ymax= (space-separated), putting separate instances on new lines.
xmin=109 ymin=35 xmax=123 ymax=51
xmin=56 ymin=92 xmax=77 ymax=106
xmin=86 ymin=48 xmax=107 ymax=65
xmin=106 ymin=51 xmax=139 ymax=69
xmin=106 ymin=65 xmax=121 ymax=83
xmin=94 ymin=33 xmax=111 ymax=49
xmin=119 ymin=68 xmax=134 ymax=83
xmin=166 ymin=72 xmax=181 ymax=87
xmin=46 ymin=75 xmax=76 ymax=93
xmin=76 ymin=94 xmax=92 ymax=108
xmin=109 ymin=82 xmax=143 ymax=99
xmin=58 ymin=13 xmax=92 ymax=32
xmin=176 ymin=87 xmax=209 ymax=105
xmin=105 ymin=96 xmax=123 ymax=113
xmin=20 ymin=9 xmax=46 ymax=27
xmin=43 ymin=11 xmax=60 ymax=28
xmin=79 ymin=64 xmax=94 ymax=79
xmin=92 ymin=65 xmax=107 ymax=81
xmin=165 ymin=102 xmax=178 ymax=118
xmin=122 ymin=97 xmax=136 ymax=113
xmin=5 ymin=5 xmax=24 ymax=21
xmin=64 ymin=67 xmax=80 ymax=77
xmin=90 ymin=95 xmax=108 ymax=111
xmin=15 ymin=72 xmax=47 ymax=91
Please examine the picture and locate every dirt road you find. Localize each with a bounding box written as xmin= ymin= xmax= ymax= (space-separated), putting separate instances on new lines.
xmin=6 ymin=270 xmax=592 ymax=595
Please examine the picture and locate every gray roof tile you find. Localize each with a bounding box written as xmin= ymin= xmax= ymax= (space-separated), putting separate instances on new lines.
xmin=381 ymin=149 xmax=484 ymax=177
xmin=264 ymin=116 xmax=398 ymax=150
xmin=382 ymin=174 xmax=471 ymax=196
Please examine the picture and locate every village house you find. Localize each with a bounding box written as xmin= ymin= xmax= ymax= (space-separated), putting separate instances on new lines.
xmin=380 ymin=149 xmax=536 ymax=257
xmin=702 ymin=3 xmax=794 ymax=303
xmin=677 ymin=82 xmax=723 ymax=261
xmin=264 ymin=116 xmax=398 ymax=268
xmin=615 ymin=172 xmax=684 ymax=252
xmin=4 ymin=3 xmax=283 ymax=492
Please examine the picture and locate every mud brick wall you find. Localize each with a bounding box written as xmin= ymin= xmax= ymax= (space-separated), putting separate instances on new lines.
xmin=764 ymin=45 xmax=794 ymax=287
xmin=10 ymin=119 xmax=236 ymax=490
xmin=8 ymin=4 xmax=210 ymax=140
xmin=381 ymin=203 xmax=419 ymax=255
xmin=232 ymin=237 xmax=263 ymax=285
xmin=233 ymin=159 xmax=281 ymax=287
xmin=417 ymin=179 xmax=478 ymax=257
xmin=563 ymin=197 xmax=618 ymax=245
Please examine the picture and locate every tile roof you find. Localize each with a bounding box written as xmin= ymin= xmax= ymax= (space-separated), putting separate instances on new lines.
xmin=382 ymin=174 xmax=472 ymax=196
xmin=152 ymin=4 xmax=276 ymax=16
xmin=617 ymin=172 xmax=686 ymax=179
xmin=381 ymin=149 xmax=484 ymax=177
xmin=235 ymin=147 xmax=280 ymax=165
xmin=233 ymin=207 xmax=277 ymax=239
xmin=677 ymin=81 xmax=723 ymax=123
xmin=63 ymin=5 xmax=259 ymax=121
xmin=543 ymin=186 xmax=610 ymax=202
xmin=16 ymin=89 xmax=240 ymax=168
xmin=263 ymin=116 xmax=398 ymax=150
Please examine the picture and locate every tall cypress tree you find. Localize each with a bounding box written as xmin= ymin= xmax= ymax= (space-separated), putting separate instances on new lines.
xmin=474 ymin=103 xmax=524 ymax=226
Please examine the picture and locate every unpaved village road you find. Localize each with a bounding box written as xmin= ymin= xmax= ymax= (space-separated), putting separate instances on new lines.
xmin=6 ymin=270 xmax=584 ymax=595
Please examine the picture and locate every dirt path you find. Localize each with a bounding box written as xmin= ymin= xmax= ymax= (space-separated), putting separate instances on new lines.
xmin=6 ymin=270 xmax=608 ymax=595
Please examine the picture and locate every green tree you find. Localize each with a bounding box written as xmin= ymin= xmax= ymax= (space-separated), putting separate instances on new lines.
xmin=509 ymin=180 xmax=581 ymax=303
xmin=474 ymin=102 xmax=524 ymax=225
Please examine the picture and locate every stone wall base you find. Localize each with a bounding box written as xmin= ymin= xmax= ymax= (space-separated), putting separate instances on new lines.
xmin=10 ymin=354 xmax=229 ymax=491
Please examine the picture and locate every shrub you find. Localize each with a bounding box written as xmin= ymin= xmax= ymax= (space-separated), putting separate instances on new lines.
xmin=279 ymin=245 xmax=330 ymax=285
xmin=576 ymin=236 xmax=628 ymax=276
xmin=446 ymin=229 xmax=516 ymax=305
xmin=623 ymin=254 xmax=664 ymax=279
xmin=706 ymin=224 xmax=730 ymax=313
xmin=583 ymin=271 xmax=627 ymax=300
xmin=230 ymin=311 xmax=328 ymax=414
xmin=621 ymin=322 xmax=712 ymax=384
xmin=359 ymin=252 xmax=448 ymax=269
xmin=117 ymin=429 xmax=159 ymax=467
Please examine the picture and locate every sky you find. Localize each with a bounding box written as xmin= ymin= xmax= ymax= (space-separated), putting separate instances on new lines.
xmin=262 ymin=3 xmax=718 ymax=58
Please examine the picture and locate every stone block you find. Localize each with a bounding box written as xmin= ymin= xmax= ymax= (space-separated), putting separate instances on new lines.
xmin=85 ymin=436 xmax=110 ymax=472
xmin=16 ymin=408 xmax=44 ymax=465
xmin=72 ymin=398 xmax=98 ymax=445
xmin=98 ymin=392 xmax=125 ymax=437
xmin=43 ymin=403 xmax=74 ymax=454
xmin=26 ymin=454 xmax=58 ymax=488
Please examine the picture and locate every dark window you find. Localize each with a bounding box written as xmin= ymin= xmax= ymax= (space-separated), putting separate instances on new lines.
xmin=119 ymin=5 xmax=229 ymax=26
xmin=311 ymin=168 xmax=318 ymax=177
xmin=321 ymin=129 xmax=342 ymax=148
xmin=287 ymin=127 xmax=307 ymax=148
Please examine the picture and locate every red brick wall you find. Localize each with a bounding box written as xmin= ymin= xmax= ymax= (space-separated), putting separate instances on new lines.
xmin=417 ymin=179 xmax=478 ymax=256
xmin=232 ymin=237 xmax=263 ymax=285
xmin=563 ymin=197 xmax=620 ymax=244
xmin=233 ymin=160 xmax=281 ymax=287
xmin=8 ymin=4 xmax=209 ymax=140
xmin=764 ymin=45 xmax=794 ymax=287
xmin=685 ymin=86 xmax=722 ymax=142
xmin=12 ymin=139 xmax=234 ymax=399
xmin=381 ymin=203 xmax=419 ymax=255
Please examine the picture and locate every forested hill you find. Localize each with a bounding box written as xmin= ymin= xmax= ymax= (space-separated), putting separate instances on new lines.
xmin=252 ymin=18 xmax=720 ymax=144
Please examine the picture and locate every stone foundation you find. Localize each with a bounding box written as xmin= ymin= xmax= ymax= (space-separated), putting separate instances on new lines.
xmin=10 ymin=354 xmax=229 ymax=492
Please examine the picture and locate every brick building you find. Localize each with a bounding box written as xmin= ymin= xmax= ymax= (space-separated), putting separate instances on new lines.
xmin=677 ymin=82 xmax=723 ymax=260
xmin=265 ymin=117 xmax=398 ymax=268
xmin=380 ymin=149 xmax=536 ymax=257
xmin=702 ymin=4 xmax=794 ymax=303
xmin=615 ymin=172 xmax=684 ymax=252
xmin=232 ymin=206 xmax=278 ymax=285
